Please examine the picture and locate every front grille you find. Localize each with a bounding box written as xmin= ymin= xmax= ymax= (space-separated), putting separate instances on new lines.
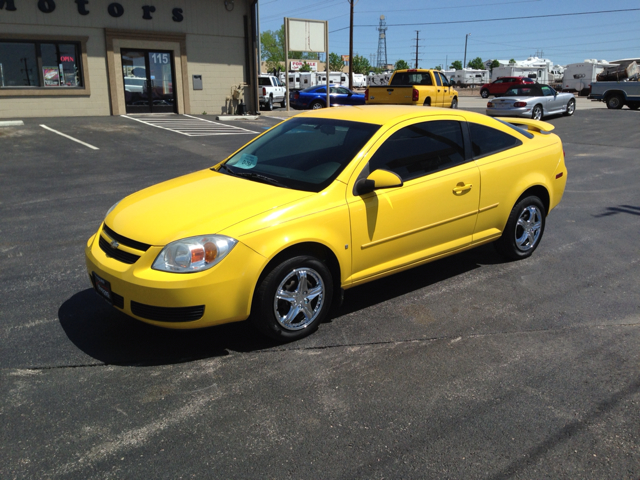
xmin=131 ymin=301 xmax=205 ymax=323
xmin=103 ymin=224 xmax=151 ymax=252
xmin=99 ymin=235 xmax=141 ymax=264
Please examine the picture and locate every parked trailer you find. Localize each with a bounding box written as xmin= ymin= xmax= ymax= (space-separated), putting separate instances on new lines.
xmin=449 ymin=69 xmax=489 ymax=87
xmin=367 ymin=73 xmax=392 ymax=86
xmin=491 ymin=66 xmax=550 ymax=84
xmin=562 ymin=60 xmax=610 ymax=95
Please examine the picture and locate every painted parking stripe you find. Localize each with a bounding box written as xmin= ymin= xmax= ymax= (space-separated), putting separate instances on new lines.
xmin=40 ymin=125 xmax=99 ymax=150
xmin=122 ymin=114 xmax=257 ymax=136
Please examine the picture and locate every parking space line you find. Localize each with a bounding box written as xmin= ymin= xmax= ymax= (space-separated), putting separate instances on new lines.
xmin=122 ymin=114 xmax=257 ymax=136
xmin=39 ymin=125 xmax=99 ymax=150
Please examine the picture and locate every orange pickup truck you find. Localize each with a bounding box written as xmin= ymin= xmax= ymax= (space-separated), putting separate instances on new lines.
xmin=365 ymin=69 xmax=458 ymax=108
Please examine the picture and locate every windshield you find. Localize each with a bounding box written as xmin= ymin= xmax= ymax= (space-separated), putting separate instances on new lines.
xmin=504 ymin=86 xmax=539 ymax=96
xmin=220 ymin=118 xmax=380 ymax=192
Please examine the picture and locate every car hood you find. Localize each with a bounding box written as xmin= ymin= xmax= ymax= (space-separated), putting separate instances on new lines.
xmin=106 ymin=169 xmax=314 ymax=246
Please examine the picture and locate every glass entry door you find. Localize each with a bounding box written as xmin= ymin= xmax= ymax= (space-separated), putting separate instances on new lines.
xmin=121 ymin=49 xmax=176 ymax=114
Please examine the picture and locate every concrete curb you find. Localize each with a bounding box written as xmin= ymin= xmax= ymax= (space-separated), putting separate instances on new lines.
xmin=0 ymin=120 xmax=24 ymax=127
xmin=215 ymin=115 xmax=260 ymax=122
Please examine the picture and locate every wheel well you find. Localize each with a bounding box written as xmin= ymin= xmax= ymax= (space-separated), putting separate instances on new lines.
xmin=256 ymin=242 xmax=341 ymax=297
xmin=604 ymin=90 xmax=625 ymax=100
xmin=424 ymin=97 xmax=431 ymax=106
xmin=517 ymin=186 xmax=550 ymax=214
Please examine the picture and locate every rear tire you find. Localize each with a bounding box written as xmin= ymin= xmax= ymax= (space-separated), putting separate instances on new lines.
xmin=606 ymin=94 xmax=624 ymax=110
xmin=494 ymin=196 xmax=546 ymax=260
xmin=310 ymin=101 xmax=324 ymax=110
xmin=531 ymin=105 xmax=543 ymax=120
xmin=627 ymin=101 xmax=640 ymax=110
xmin=280 ymin=97 xmax=287 ymax=108
xmin=250 ymin=255 xmax=333 ymax=342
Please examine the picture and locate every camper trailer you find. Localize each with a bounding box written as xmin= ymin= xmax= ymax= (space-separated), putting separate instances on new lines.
xmin=562 ymin=60 xmax=610 ymax=95
xmin=366 ymin=73 xmax=392 ymax=87
xmin=280 ymin=72 xmax=301 ymax=91
xmin=298 ymin=72 xmax=317 ymax=90
xmin=449 ymin=69 xmax=489 ymax=87
xmin=491 ymin=66 xmax=550 ymax=84
xmin=315 ymin=72 xmax=347 ymax=86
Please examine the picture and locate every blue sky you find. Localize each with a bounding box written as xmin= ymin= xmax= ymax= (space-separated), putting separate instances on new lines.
xmin=258 ymin=0 xmax=640 ymax=67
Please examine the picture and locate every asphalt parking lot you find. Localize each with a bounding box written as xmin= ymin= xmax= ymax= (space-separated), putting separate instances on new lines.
xmin=1 ymin=105 xmax=639 ymax=479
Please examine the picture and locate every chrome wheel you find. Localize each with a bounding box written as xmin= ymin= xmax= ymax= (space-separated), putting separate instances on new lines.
xmin=532 ymin=105 xmax=543 ymax=120
xmin=273 ymin=267 xmax=325 ymax=331
xmin=311 ymin=101 xmax=323 ymax=110
xmin=565 ymin=99 xmax=575 ymax=116
xmin=514 ymin=205 xmax=542 ymax=252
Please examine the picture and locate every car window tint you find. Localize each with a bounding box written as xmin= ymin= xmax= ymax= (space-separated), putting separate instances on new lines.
xmin=434 ymin=73 xmax=442 ymax=86
xmin=337 ymin=87 xmax=350 ymax=94
xmin=223 ymin=118 xmax=379 ymax=192
xmin=368 ymin=120 xmax=466 ymax=182
xmin=469 ymin=122 xmax=523 ymax=158
xmin=258 ymin=78 xmax=272 ymax=86
xmin=390 ymin=72 xmax=432 ymax=86
xmin=439 ymin=73 xmax=450 ymax=86
xmin=541 ymin=85 xmax=554 ymax=96
xmin=316 ymin=87 xmax=326 ymax=93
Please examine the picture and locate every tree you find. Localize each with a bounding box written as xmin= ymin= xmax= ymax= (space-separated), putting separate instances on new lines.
xmin=394 ymin=59 xmax=409 ymax=70
xmin=509 ymin=58 xmax=516 ymax=65
xmin=351 ymin=54 xmax=371 ymax=75
xmin=329 ymin=53 xmax=344 ymax=72
xmin=490 ymin=59 xmax=500 ymax=72
xmin=260 ymin=26 xmax=285 ymax=72
xmin=450 ymin=60 xmax=463 ymax=70
xmin=467 ymin=57 xmax=484 ymax=70
xmin=434 ymin=65 xmax=442 ymax=71
xmin=299 ymin=62 xmax=312 ymax=72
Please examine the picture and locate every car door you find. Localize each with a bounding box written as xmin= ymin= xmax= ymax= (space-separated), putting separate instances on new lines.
xmin=347 ymin=117 xmax=480 ymax=283
xmin=331 ymin=86 xmax=350 ymax=106
xmin=438 ymin=72 xmax=455 ymax=107
xmin=433 ymin=72 xmax=445 ymax=107
xmin=540 ymin=85 xmax=562 ymax=114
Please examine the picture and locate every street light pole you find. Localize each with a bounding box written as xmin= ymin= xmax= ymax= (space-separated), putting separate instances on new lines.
xmin=463 ymin=33 xmax=471 ymax=69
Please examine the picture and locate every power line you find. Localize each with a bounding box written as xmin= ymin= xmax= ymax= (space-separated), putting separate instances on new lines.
xmin=329 ymin=8 xmax=640 ymax=33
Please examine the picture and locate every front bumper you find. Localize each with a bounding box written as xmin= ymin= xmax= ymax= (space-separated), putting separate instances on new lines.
xmin=85 ymin=225 xmax=266 ymax=329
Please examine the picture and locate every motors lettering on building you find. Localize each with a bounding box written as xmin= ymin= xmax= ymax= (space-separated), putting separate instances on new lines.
xmin=0 ymin=0 xmax=184 ymax=22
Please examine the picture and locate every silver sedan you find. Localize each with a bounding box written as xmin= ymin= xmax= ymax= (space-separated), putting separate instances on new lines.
xmin=486 ymin=84 xmax=576 ymax=120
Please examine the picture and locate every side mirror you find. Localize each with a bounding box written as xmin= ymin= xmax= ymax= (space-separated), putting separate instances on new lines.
xmin=354 ymin=169 xmax=403 ymax=195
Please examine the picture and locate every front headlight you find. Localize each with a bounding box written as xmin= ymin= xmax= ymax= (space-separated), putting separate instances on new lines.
xmin=152 ymin=235 xmax=238 ymax=273
xmin=106 ymin=200 xmax=121 ymax=218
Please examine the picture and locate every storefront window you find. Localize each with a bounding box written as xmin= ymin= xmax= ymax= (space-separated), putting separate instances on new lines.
xmin=0 ymin=42 xmax=38 ymax=87
xmin=0 ymin=41 xmax=82 ymax=88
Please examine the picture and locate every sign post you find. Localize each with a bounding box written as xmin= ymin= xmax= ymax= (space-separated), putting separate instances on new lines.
xmin=284 ymin=18 xmax=329 ymax=112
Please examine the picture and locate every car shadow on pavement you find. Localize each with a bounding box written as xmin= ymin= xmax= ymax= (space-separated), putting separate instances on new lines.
xmin=59 ymin=244 xmax=507 ymax=366
xmin=58 ymin=290 xmax=278 ymax=367
xmin=330 ymin=243 xmax=504 ymax=319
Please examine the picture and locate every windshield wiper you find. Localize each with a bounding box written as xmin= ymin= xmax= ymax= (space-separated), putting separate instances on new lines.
xmin=230 ymin=170 xmax=288 ymax=188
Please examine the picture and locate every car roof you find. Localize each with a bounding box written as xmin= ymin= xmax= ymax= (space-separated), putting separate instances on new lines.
xmin=294 ymin=105 xmax=489 ymax=126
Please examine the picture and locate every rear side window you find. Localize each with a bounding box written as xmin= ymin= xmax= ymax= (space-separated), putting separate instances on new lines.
xmin=469 ymin=123 xmax=522 ymax=158
xmin=368 ymin=120 xmax=466 ymax=182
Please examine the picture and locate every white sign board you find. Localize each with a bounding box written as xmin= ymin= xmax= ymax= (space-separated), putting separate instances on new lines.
xmin=287 ymin=19 xmax=326 ymax=53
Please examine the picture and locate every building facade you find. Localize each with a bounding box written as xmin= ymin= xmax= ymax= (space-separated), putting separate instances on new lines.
xmin=0 ymin=0 xmax=259 ymax=118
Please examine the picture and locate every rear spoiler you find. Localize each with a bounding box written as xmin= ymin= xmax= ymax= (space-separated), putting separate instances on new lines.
xmin=495 ymin=117 xmax=555 ymax=133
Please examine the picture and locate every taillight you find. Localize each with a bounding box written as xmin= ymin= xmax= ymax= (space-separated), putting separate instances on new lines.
xmin=487 ymin=102 xmax=493 ymax=107
xmin=412 ymin=88 xmax=419 ymax=102
xmin=365 ymin=88 xmax=369 ymax=101
xmin=514 ymin=101 xmax=527 ymax=107
xmin=262 ymin=87 xmax=266 ymax=96
xmin=294 ymin=92 xmax=299 ymax=100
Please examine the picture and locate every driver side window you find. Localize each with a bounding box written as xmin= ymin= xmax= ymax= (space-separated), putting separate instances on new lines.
xmin=368 ymin=120 xmax=466 ymax=182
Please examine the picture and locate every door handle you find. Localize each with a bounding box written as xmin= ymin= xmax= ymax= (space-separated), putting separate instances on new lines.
xmin=453 ymin=183 xmax=473 ymax=193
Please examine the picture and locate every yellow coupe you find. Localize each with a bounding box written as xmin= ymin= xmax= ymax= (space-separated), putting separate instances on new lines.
xmin=86 ymin=106 xmax=566 ymax=341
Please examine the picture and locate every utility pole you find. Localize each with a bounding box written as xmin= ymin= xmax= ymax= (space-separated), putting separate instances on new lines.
xmin=414 ymin=31 xmax=420 ymax=69
xmin=348 ymin=0 xmax=354 ymax=89
xmin=463 ymin=33 xmax=471 ymax=69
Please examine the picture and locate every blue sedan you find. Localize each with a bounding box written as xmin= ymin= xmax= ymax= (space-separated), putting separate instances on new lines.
xmin=290 ymin=85 xmax=365 ymax=110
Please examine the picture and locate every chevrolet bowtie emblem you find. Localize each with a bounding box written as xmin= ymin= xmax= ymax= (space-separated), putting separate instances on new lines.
xmin=110 ymin=240 xmax=119 ymax=249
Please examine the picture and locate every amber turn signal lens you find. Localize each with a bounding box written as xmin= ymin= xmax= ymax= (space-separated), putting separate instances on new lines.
xmin=204 ymin=242 xmax=218 ymax=263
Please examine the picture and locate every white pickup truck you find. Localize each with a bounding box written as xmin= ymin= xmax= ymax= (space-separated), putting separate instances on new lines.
xmin=258 ymin=75 xmax=286 ymax=110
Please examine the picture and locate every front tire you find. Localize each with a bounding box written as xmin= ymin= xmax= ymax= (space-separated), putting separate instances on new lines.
xmin=250 ymin=256 xmax=334 ymax=341
xmin=531 ymin=105 xmax=543 ymax=120
xmin=450 ymin=97 xmax=458 ymax=109
xmin=280 ymin=97 xmax=287 ymax=108
xmin=481 ymin=89 xmax=489 ymax=98
xmin=606 ymin=94 xmax=624 ymax=110
xmin=563 ymin=99 xmax=576 ymax=116
xmin=494 ymin=196 xmax=546 ymax=260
